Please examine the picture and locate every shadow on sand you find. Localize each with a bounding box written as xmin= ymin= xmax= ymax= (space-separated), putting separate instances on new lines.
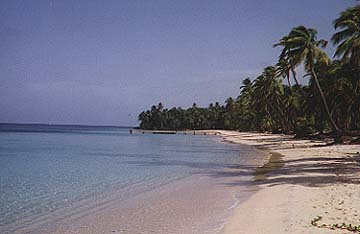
xmin=123 ymin=144 xmax=360 ymax=189
xmin=223 ymin=151 xmax=360 ymax=188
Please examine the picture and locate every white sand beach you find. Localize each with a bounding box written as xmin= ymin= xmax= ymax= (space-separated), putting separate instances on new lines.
xmin=216 ymin=131 xmax=360 ymax=234
xmin=12 ymin=130 xmax=359 ymax=234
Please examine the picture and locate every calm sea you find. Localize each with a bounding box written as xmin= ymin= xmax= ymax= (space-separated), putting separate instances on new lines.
xmin=0 ymin=124 xmax=263 ymax=233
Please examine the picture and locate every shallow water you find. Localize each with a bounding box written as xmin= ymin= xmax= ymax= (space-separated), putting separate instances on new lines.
xmin=0 ymin=124 xmax=266 ymax=234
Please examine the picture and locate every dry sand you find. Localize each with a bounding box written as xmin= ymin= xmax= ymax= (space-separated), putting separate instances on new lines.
xmin=216 ymin=131 xmax=360 ymax=234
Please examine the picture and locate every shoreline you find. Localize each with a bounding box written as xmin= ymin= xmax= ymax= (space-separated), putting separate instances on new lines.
xmin=8 ymin=129 xmax=359 ymax=234
xmin=27 ymin=173 xmax=258 ymax=234
xmin=214 ymin=130 xmax=360 ymax=234
xmin=12 ymin=131 xmax=267 ymax=234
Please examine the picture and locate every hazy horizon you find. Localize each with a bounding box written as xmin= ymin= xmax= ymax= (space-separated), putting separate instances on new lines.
xmin=0 ymin=122 xmax=135 ymax=127
xmin=0 ymin=0 xmax=353 ymax=126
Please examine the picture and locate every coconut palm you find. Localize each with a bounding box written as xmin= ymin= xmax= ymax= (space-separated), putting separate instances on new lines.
xmin=251 ymin=66 xmax=290 ymax=131
xmin=277 ymin=26 xmax=342 ymax=133
xmin=275 ymin=58 xmax=292 ymax=86
xmin=274 ymin=37 xmax=301 ymax=87
xmin=325 ymin=60 xmax=360 ymax=131
xmin=332 ymin=5 xmax=360 ymax=66
xmin=235 ymin=78 xmax=255 ymax=131
xmin=239 ymin=78 xmax=253 ymax=102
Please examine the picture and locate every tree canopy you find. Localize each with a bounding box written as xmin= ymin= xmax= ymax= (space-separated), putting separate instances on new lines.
xmin=138 ymin=4 xmax=360 ymax=139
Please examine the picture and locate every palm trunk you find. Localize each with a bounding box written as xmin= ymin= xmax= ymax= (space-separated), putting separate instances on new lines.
xmin=287 ymin=75 xmax=291 ymax=86
xmin=311 ymin=67 xmax=342 ymax=134
xmin=265 ymin=97 xmax=287 ymax=131
xmin=291 ymin=68 xmax=306 ymax=96
xmin=286 ymin=71 xmax=291 ymax=86
xmin=278 ymin=97 xmax=297 ymax=131
xmin=291 ymin=68 xmax=300 ymax=86
xmin=282 ymin=75 xmax=297 ymax=130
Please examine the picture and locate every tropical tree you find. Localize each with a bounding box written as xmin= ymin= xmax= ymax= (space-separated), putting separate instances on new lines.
xmin=138 ymin=6 xmax=360 ymax=138
xmin=275 ymin=58 xmax=292 ymax=86
xmin=274 ymin=36 xmax=301 ymax=87
xmin=251 ymin=66 xmax=290 ymax=132
xmin=276 ymin=26 xmax=342 ymax=133
xmin=235 ymin=78 xmax=254 ymax=131
xmin=332 ymin=5 xmax=360 ymax=67
xmin=325 ymin=60 xmax=360 ymax=131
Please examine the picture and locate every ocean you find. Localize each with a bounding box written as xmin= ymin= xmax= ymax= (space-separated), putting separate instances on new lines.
xmin=0 ymin=124 xmax=266 ymax=234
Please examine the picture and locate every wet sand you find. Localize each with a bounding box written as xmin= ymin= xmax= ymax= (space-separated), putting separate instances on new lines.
xmin=16 ymin=130 xmax=359 ymax=234
xmin=25 ymin=175 xmax=253 ymax=234
xmin=16 ymin=137 xmax=268 ymax=234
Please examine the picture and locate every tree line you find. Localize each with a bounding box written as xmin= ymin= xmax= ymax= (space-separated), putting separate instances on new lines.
xmin=138 ymin=5 xmax=360 ymax=139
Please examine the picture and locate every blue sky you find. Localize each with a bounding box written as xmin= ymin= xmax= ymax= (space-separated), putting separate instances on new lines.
xmin=0 ymin=0 xmax=354 ymax=126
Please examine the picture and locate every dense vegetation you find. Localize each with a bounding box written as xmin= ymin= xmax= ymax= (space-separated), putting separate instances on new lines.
xmin=138 ymin=5 xmax=360 ymax=139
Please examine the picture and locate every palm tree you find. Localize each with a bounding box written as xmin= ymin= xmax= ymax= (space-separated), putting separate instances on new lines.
xmin=325 ymin=60 xmax=360 ymax=131
xmin=251 ymin=66 xmax=290 ymax=132
xmin=275 ymin=58 xmax=292 ymax=86
xmin=235 ymin=78 xmax=255 ymax=131
xmin=239 ymin=78 xmax=253 ymax=98
xmin=332 ymin=5 xmax=360 ymax=67
xmin=277 ymin=26 xmax=342 ymax=133
xmin=274 ymin=37 xmax=301 ymax=87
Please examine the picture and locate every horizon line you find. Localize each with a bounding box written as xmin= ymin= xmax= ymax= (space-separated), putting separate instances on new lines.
xmin=0 ymin=122 xmax=136 ymax=128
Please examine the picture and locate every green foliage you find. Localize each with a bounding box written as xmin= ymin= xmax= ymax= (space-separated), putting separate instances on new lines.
xmin=332 ymin=5 xmax=360 ymax=67
xmin=311 ymin=216 xmax=360 ymax=233
xmin=138 ymin=4 xmax=360 ymax=135
xmin=139 ymin=57 xmax=360 ymax=134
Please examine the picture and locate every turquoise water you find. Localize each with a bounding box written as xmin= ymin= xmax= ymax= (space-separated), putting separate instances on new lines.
xmin=0 ymin=124 xmax=252 ymax=233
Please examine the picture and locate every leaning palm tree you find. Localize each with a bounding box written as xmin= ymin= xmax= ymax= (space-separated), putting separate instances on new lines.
xmin=239 ymin=78 xmax=253 ymax=100
xmin=332 ymin=5 xmax=360 ymax=67
xmin=275 ymin=58 xmax=292 ymax=86
xmin=251 ymin=66 xmax=290 ymax=132
xmin=278 ymin=26 xmax=342 ymax=133
xmin=274 ymin=37 xmax=301 ymax=87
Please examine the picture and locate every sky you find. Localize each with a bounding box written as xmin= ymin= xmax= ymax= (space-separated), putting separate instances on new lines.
xmin=0 ymin=0 xmax=355 ymax=126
